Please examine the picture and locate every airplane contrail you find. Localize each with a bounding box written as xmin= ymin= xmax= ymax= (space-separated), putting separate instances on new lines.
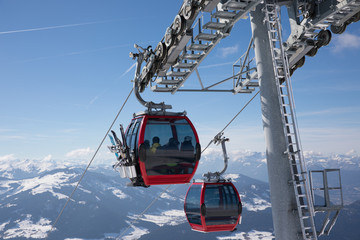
xmin=87 ymin=63 xmax=137 ymax=107
xmin=0 ymin=20 xmax=116 ymax=35
xmin=198 ymin=61 xmax=234 ymax=69
xmin=15 ymin=41 xmax=157 ymax=63
xmin=119 ymin=62 xmax=136 ymax=79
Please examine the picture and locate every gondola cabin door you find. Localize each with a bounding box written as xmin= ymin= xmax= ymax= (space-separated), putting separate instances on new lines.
xmin=184 ymin=182 xmax=242 ymax=232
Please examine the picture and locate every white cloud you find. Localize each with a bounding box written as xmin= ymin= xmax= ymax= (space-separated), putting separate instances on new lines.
xmin=0 ymin=154 xmax=16 ymax=162
xmin=345 ymin=149 xmax=357 ymax=156
xmin=43 ymin=155 xmax=52 ymax=161
xmin=218 ymin=45 xmax=239 ymax=58
xmin=332 ymin=33 xmax=360 ymax=52
xmin=65 ymin=147 xmax=94 ymax=158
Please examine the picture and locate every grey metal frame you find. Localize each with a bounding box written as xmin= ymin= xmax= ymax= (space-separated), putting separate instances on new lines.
xmin=309 ymin=169 xmax=343 ymax=236
xmin=126 ymin=0 xmax=358 ymax=238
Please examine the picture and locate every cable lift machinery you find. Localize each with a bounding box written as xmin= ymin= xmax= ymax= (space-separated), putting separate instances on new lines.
xmin=47 ymin=1 xmax=356 ymax=238
xmin=107 ymin=0 xmax=356 ymax=238
xmin=109 ymin=44 xmax=201 ymax=187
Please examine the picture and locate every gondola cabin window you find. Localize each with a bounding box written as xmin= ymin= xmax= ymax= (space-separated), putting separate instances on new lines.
xmin=143 ymin=118 xmax=197 ymax=176
xmin=184 ymin=184 xmax=202 ymax=225
xmin=204 ymin=184 xmax=240 ymax=226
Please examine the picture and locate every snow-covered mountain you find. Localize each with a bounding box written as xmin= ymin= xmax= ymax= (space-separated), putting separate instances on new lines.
xmin=0 ymin=150 xmax=359 ymax=239
xmin=0 ymin=158 xmax=274 ymax=240
xmin=201 ymin=149 xmax=360 ymax=178
xmin=200 ymin=149 xmax=360 ymax=204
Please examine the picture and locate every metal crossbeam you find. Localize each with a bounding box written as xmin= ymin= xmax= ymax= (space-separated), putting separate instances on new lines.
xmin=133 ymin=0 xmax=359 ymax=94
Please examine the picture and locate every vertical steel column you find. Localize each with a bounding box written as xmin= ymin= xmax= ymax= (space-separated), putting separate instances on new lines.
xmin=250 ymin=3 xmax=303 ymax=239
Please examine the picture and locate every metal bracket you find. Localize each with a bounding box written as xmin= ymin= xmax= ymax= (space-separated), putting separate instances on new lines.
xmin=203 ymin=132 xmax=230 ymax=182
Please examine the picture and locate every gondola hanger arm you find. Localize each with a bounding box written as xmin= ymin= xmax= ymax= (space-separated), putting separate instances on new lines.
xmin=131 ymin=44 xmax=172 ymax=113
xmin=203 ymin=132 xmax=230 ymax=182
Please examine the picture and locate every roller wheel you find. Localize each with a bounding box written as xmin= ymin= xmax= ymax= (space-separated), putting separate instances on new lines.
xmin=331 ymin=24 xmax=346 ymax=34
xmin=141 ymin=73 xmax=152 ymax=93
xmin=155 ymin=42 xmax=167 ymax=61
xmin=138 ymin=74 xmax=146 ymax=93
xmin=317 ymin=30 xmax=332 ymax=47
xmin=183 ymin=1 xmax=195 ymax=20
xmin=172 ymin=15 xmax=186 ymax=36
xmin=306 ymin=47 xmax=318 ymax=57
xmin=164 ymin=27 xmax=174 ymax=47
xmin=296 ymin=56 xmax=305 ymax=68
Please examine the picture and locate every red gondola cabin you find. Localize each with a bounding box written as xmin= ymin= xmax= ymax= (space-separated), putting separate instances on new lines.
xmin=184 ymin=182 xmax=242 ymax=232
xmin=124 ymin=113 xmax=201 ymax=186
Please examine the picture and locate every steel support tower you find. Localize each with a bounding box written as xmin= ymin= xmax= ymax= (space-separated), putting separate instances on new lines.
xmin=250 ymin=4 xmax=317 ymax=240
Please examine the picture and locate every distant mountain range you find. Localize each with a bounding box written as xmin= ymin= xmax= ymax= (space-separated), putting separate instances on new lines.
xmin=201 ymin=149 xmax=360 ymax=204
xmin=0 ymin=150 xmax=359 ymax=239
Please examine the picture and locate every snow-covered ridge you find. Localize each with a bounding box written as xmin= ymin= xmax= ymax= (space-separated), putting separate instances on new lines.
xmin=303 ymin=150 xmax=360 ymax=169
xmin=201 ymin=148 xmax=360 ymax=170
xmin=2 ymin=215 xmax=52 ymax=239
xmin=0 ymin=171 xmax=78 ymax=200
xmin=1 ymin=150 xmax=358 ymax=180
xmin=129 ymin=209 xmax=187 ymax=227
xmin=0 ymin=157 xmax=69 ymax=179
xmin=0 ymin=156 xmax=113 ymax=180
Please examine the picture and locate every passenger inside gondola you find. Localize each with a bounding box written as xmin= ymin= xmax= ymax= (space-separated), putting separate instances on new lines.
xmin=150 ymin=136 xmax=161 ymax=153
xmin=143 ymin=118 xmax=197 ymax=176
xmin=181 ymin=136 xmax=194 ymax=151
xmin=163 ymin=137 xmax=180 ymax=150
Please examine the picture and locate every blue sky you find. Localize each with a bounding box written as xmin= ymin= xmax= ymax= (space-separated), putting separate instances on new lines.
xmin=0 ymin=0 xmax=360 ymax=163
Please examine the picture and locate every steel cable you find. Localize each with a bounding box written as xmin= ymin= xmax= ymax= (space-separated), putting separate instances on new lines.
xmin=116 ymin=185 xmax=172 ymax=240
xmin=46 ymin=88 xmax=259 ymax=238
xmin=45 ymin=88 xmax=133 ymax=239
xmin=201 ymin=90 xmax=260 ymax=154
